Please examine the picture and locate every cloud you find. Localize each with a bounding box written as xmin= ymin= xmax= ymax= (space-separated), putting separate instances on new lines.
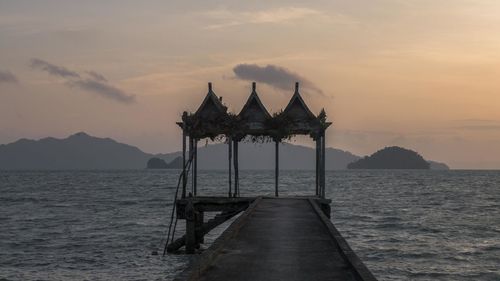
xmin=202 ymin=7 xmax=323 ymax=29
xmin=233 ymin=64 xmax=323 ymax=94
xmin=68 ymin=79 xmax=135 ymax=103
xmin=30 ymin=58 xmax=134 ymax=103
xmin=30 ymin=58 xmax=80 ymax=78
xmin=86 ymin=71 xmax=107 ymax=82
xmin=0 ymin=70 xmax=18 ymax=84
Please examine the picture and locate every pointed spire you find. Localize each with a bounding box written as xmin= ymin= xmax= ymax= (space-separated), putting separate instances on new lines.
xmin=239 ymin=82 xmax=271 ymax=121
xmin=318 ymin=108 xmax=326 ymax=121
xmin=283 ymin=81 xmax=315 ymax=120
xmin=194 ymin=82 xmax=227 ymax=117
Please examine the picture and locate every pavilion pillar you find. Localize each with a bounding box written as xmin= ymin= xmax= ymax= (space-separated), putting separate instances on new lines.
xmin=193 ymin=139 xmax=198 ymax=197
xmin=233 ymin=140 xmax=239 ymax=197
xmin=321 ymin=131 xmax=326 ymax=198
xmin=315 ymin=136 xmax=320 ymax=196
xmin=189 ymin=137 xmax=194 ymax=195
xmin=275 ymin=140 xmax=279 ymax=197
xmin=228 ymin=137 xmax=232 ymax=198
xmin=318 ymin=136 xmax=323 ymax=198
xmin=181 ymin=113 xmax=187 ymax=198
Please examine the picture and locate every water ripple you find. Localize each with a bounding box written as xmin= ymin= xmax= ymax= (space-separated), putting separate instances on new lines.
xmin=0 ymin=170 xmax=499 ymax=280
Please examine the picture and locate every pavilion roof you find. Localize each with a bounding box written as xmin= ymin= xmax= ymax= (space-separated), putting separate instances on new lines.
xmin=177 ymin=83 xmax=230 ymax=139
xmin=238 ymin=82 xmax=271 ymax=135
xmin=193 ymin=82 xmax=228 ymax=119
xmin=282 ymin=82 xmax=317 ymax=122
xmin=178 ymin=82 xmax=330 ymax=140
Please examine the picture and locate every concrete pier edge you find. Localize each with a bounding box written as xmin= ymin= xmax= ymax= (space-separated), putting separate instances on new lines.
xmin=308 ymin=198 xmax=378 ymax=281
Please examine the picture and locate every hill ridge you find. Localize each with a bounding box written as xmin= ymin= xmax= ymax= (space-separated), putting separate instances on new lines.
xmin=0 ymin=132 xmax=360 ymax=170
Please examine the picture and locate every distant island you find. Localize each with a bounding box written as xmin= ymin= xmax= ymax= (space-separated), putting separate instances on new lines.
xmin=147 ymin=156 xmax=183 ymax=169
xmin=147 ymin=157 xmax=168 ymax=169
xmin=347 ymin=146 xmax=447 ymax=169
xmin=428 ymin=161 xmax=449 ymax=170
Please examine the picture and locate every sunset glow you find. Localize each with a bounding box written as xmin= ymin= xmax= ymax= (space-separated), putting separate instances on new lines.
xmin=2 ymin=0 xmax=500 ymax=168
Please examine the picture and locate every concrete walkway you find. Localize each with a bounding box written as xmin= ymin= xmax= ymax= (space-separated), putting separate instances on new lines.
xmin=197 ymin=198 xmax=359 ymax=281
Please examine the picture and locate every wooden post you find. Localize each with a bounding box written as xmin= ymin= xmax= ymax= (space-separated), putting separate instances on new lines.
xmin=318 ymin=136 xmax=322 ymax=198
xmin=233 ymin=140 xmax=239 ymax=197
xmin=228 ymin=137 xmax=232 ymax=198
xmin=194 ymin=139 xmax=198 ymax=197
xmin=275 ymin=140 xmax=279 ymax=197
xmin=181 ymin=113 xmax=187 ymax=198
xmin=185 ymin=199 xmax=196 ymax=254
xmin=315 ymin=136 xmax=320 ymax=196
xmin=190 ymin=137 xmax=194 ymax=195
xmin=321 ymin=131 xmax=326 ymax=198
xmin=195 ymin=211 xmax=204 ymax=244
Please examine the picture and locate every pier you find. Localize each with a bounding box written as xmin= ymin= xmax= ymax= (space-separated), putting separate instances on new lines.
xmin=163 ymin=82 xmax=377 ymax=280
xmin=174 ymin=197 xmax=376 ymax=281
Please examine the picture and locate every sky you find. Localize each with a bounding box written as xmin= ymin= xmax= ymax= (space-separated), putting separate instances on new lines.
xmin=1 ymin=0 xmax=500 ymax=169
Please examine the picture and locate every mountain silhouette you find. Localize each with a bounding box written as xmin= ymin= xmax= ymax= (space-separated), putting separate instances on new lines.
xmin=0 ymin=132 xmax=360 ymax=170
xmin=0 ymin=132 xmax=150 ymax=169
xmin=347 ymin=146 xmax=432 ymax=169
xmin=146 ymin=157 xmax=169 ymax=169
xmin=146 ymin=156 xmax=183 ymax=169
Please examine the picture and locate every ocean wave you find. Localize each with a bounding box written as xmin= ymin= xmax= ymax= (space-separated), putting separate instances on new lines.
xmin=1 ymin=170 xmax=499 ymax=281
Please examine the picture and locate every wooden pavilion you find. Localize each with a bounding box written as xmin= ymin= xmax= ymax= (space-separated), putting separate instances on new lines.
xmin=177 ymin=81 xmax=331 ymax=199
xmin=166 ymin=81 xmax=332 ymax=254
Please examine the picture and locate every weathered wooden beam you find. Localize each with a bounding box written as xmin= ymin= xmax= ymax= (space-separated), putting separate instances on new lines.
xmin=185 ymin=200 xmax=196 ymax=254
xmin=177 ymin=197 xmax=255 ymax=204
xmin=181 ymin=112 xmax=187 ymax=198
xmin=275 ymin=140 xmax=279 ymax=197
xmin=190 ymin=137 xmax=194 ymax=195
xmin=166 ymin=236 xmax=185 ymax=253
xmin=196 ymin=211 xmax=204 ymax=244
xmin=233 ymin=141 xmax=239 ymax=197
xmin=201 ymin=207 xmax=247 ymax=234
xmin=228 ymin=137 xmax=232 ymax=198
xmin=167 ymin=206 xmax=248 ymax=253
xmin=175 ymin=197 xmax=255 ymax=219
xmin=321 ymin=132 xmax=326 ymax=198
xmin=194 ymin=139 xmax=198 ymax=196
xmin=315 ymin=137 xmax=320 ymax=196
xmin=318 ymin=135 xmax=323 ymax=198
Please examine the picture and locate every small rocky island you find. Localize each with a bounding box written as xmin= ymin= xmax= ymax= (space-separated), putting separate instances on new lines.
xmin=147 ymin=157 xmax=168 ymax=169
xmin=146 ymin=156 xmax=183 ymax=169
xmin=348 ymin=146 xmax=431 ymax=169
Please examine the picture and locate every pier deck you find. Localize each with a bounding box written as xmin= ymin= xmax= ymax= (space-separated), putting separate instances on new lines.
xmin=176 ymin=198 xmax=377 ymax=281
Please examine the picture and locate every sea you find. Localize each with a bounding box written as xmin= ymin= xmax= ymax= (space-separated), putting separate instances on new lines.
xmin=1 ymin=170 xmax=499 ymax=281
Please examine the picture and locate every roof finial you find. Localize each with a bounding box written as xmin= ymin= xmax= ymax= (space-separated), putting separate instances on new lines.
xmin=208 ymin=82 xmax=212 ymax=92
xmin=252 ymin=82 xmax=256 ymax=92
xmin=295 ymin=82 xmax=299 ymax=92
